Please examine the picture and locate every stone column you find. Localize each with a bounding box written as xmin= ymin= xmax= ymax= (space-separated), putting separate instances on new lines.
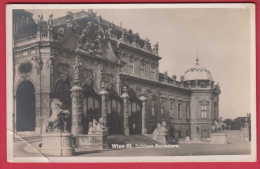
xmin=139 ymin=95 xmax=147 ymax=135
xmin=35 ymin=91 xmax=41 ymax=134
xmin=121 ymin=86 xmax=129 ymax=136
xmin=71 ymin=54 xmax=83 ymax=136
xmin=71 ymin=86 xmax=83 ymax=135
xmin=99 ymin=81 xmax=108 ymax=128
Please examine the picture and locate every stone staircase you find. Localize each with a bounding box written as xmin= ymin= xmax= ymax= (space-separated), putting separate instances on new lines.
xmin=14 ymin=132 xmax=41 ymax=142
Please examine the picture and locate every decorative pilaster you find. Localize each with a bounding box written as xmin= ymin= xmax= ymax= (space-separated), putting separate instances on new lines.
xmin=139 ymin=95 xmax=147 ymax=135
xmin=121 ymin=86 xmax=129 ymax=136
xmin=71 ymin=54 xmax=83 ymax=136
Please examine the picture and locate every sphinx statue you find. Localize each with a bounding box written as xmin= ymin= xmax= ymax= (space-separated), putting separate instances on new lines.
xmin=152 ymin=123 xmax=161 ymax=141
xmin=96 ymin=117 xmax=105 ymax=133
xmin=152 ymin=121 xmax=168 ymax=144
xmin=46 ymin=99 xmax=70 ymax=133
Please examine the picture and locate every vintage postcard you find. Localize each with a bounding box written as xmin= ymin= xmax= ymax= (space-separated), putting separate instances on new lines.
xmin=6 ymin=3 xmax=256 ymax=162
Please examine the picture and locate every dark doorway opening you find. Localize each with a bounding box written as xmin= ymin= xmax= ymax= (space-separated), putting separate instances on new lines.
xmin=107 ymin=92 xmax=123 ymax=135
xmin=16 ymin=81 xmax=36 ymax=131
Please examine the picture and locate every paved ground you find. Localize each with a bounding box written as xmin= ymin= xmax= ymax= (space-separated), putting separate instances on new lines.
xmin=81 ymin=143 xmax=251 ymax=156
xmin=13 ymin=138 xmax=250 ymax=157
xmin=12 ymin=129 xmax=251 ymax=158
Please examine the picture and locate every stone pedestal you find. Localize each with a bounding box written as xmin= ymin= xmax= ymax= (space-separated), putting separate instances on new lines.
xmin=190 ymin=125 xmax=200 ymax=141
xmin=157 ymin=133 xmax=167 ymax=145
xmin=41 ymin=132 xmax=73 ymax=156
xmin=74 ymin=131 xmax=108 ymax=153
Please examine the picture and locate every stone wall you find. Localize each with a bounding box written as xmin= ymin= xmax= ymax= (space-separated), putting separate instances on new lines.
xmin=120 ymin=75 xmax=191 ymax=136
xmin=14 ymin=39 xmax=52 ymax=134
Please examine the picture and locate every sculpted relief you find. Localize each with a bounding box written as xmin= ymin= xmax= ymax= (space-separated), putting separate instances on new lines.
xmin=81 ymin=68 xmax=95 ymax=88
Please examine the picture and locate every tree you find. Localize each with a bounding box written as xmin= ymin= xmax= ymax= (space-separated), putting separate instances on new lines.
xmin=223 ymin=118 xmax=233 ymax=130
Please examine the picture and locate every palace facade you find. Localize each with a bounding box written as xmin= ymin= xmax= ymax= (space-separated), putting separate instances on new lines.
xmin=13 ymin=9 xmax=221 ymax=140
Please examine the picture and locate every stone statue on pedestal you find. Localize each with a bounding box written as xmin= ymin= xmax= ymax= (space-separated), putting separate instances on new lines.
xmin=152 ymin=42 xmax=159 ymax=55
xmin=88 ymin=121 xmax=94 ymax=134
xmin=96 ymin=117 xmax=105 ymax=133
xmin=46 ymin=99 xmax=70 ymax=133
xmin=152 ymin=123 xmax=161 ymax=141
xmin=152 ymin=121 xmax=168 ymax=144
xmin=41 ymin=99 xmax=73 ymax=156
xmin=160 ymin=121 xmax=168 ymax=144
xmin=87 ymin=118 xmax=105 ymax=134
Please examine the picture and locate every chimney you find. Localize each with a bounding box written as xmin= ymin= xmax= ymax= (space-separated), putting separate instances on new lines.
xmin=180 ymin=75 xmax=184 ymax=82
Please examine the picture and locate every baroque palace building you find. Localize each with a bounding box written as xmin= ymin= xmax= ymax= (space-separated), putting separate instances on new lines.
xmin=13 ymin=9 xmax=221 ymax=140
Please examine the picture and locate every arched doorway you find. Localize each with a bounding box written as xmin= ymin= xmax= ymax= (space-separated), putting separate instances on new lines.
xmin=16 ymin=81 xmax=36 ymax=131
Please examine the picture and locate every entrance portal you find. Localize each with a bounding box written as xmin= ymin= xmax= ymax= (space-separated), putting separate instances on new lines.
xmin=16 ymin=81 xmax=36 ymax=131
xmin=128 ymin=88 xmax=142 ymax=135
xmin=82 ymin=85 xmax=101 ymax=134
xmin=107 ymin=92 xmax=123 ymax=135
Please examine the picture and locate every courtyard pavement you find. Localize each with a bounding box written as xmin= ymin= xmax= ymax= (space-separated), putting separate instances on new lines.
xmin=13 ymin=137 xmax=250 ymax=157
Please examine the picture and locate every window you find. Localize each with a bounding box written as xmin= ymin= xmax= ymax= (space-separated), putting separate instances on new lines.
xmin=131 ymin=63 xmax=135 ymax=73
xmin=170 ymin=99 xmax=175 ymax=110
xmin=151 ymin=101 xmax=155 ymax=116
xmin=22 ymin=50 xmax=28 ymax=56
xmin=177 ymin=103 xmax=181 ymax=120
xmin=140 ymin=62 xmax=145 ymax=72
xmin=200 ymin=104 xmax=208 ymax=119
xmin=186 ymin=103 xmax=190 ymax=120
xmin=31 ymin=49 xmax=36 ymax=55
xmin=128 ymin=62 xmax=134 ymax=74
xmin=161 ymin=106 xmax=164 ymax=115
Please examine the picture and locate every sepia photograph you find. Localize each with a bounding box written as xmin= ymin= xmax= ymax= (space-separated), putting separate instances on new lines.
xmin=6 ymin=3 xmax=256 ymax=162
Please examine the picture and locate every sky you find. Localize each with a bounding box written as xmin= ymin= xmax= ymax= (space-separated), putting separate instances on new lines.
xmin=27 ymin=4 xmax=255 ymax=119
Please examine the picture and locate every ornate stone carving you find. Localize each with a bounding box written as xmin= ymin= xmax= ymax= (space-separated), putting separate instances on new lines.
xmin=18 ymin=62 xmax=32 ymax=74
xmin=56 ymin=63 xmax=70 ymax=81
xmin=81 ymin=68 xmax=94 ymax=87
xmin=152 ymin=42 xmax=159 ymax=55
xmin=77 ymin=21 xmax=109 ymax=56
xmin=101 ymin=72 xmax=115 ymax=91
xmin=31 ymin=55 xmax=43 ymax=74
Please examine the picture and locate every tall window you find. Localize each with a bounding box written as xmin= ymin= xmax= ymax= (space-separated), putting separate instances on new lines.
xmin=186 ymin=102 xmax=190 ymax=120
xmin=128 ymin=62 xmax=134 ymax=74
xmin=151 ymin=101 xmax=155 ymax=116
xmin=170 ymin=99 xmax=175 ymax=110
xmin=151 ymin=63 xmax=156 ymax=79
xmin=140 ymin=62 xmax=145 ymax=74
xmin=200 ymin=103 xmax=208 ymax=119
xmin=177 ymin=102 xmax=181 ymax=120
